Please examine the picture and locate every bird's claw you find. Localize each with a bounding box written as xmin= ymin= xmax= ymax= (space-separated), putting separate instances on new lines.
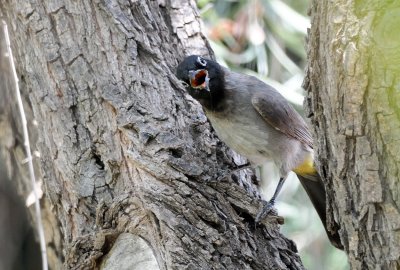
xmin=255 ymin=200 xmax=276 ymax=223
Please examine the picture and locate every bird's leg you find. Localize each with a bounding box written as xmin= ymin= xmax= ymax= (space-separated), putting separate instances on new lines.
xmin=214 ymin=162 xmax=252 ymax=182
xmin=231 ymin=162 xmax=251 ymax=174
xmin=255 ymin=177 xmax=286 ymax=222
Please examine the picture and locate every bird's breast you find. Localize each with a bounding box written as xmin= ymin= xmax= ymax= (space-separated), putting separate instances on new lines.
xmin=206 ymin=108 xmax=275 ymax=166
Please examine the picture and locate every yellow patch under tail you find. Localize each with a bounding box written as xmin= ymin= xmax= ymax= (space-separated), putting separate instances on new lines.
xmin=293 ymin=153 xmax=317 ymax=176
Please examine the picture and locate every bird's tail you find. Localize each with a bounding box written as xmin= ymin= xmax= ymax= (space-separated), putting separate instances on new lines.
xmin=296 ymin=173 xmax=343 ymax=250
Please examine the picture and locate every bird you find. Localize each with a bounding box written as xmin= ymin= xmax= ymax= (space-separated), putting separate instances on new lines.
xmin=176 ymin=55 xmax=343 ymax=249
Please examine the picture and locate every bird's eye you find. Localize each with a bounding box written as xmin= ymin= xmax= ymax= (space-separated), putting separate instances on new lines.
xmin=181 ymin=81 xmax=189 ymax=88
xmin=197 ymin=56 xmax=207 ymax=67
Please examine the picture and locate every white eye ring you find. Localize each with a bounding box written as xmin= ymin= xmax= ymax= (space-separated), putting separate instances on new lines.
xmin=197 ymin=56 xmax=207 ymax=67
xmin=181 ymin=81 xmax=189 ymax=88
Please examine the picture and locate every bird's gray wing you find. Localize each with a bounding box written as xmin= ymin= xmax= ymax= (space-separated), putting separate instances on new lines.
xmin=251 ymin=91 xmax=313 ymax=149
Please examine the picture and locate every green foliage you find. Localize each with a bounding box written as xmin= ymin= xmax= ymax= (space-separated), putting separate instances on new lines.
xmin=199 ymin=1 xmax=349 ymax=269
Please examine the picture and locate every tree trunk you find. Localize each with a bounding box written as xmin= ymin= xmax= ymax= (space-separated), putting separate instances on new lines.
xmin=304 ymin=1 xmax=400 ymax=269
xmin=0 ymin=1 xmax=304 ymax=269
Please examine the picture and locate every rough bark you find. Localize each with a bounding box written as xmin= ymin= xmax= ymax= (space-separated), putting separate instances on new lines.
xmin=0 ymin=14 xmax=65 ymax=270
xmin=0 ymin=1 xmax=304 ymax=269
xmin=304 ymin=0 xmax=400 ymax=269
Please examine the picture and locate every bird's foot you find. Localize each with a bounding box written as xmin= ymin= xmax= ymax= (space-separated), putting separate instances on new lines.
xmin=255 ymin=199 xmax=277 ymax=223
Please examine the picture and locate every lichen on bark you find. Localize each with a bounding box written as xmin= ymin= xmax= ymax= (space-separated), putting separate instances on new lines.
xmin=304 ymin=1 xmax=400 ymax=269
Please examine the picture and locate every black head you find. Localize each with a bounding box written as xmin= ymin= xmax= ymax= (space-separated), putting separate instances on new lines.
xmin=176 ymin=55 xmax=225 ymax=110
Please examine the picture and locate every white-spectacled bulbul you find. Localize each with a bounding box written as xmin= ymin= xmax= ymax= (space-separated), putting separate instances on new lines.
xmin=176 ymin=55 xmax=342 ymax=249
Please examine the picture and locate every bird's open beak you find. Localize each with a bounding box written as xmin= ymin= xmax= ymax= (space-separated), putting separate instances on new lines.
xmin=188 ymin=69 xmax=210 ymax=91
